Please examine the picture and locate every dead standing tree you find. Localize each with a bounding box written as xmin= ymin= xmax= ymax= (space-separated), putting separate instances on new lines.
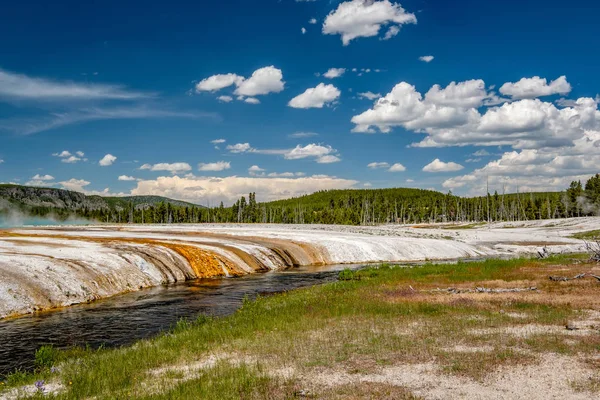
xmin=585 ymin=240 xmax=600 ymax=262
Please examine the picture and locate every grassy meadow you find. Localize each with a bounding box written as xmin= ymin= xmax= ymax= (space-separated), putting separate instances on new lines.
xmin=2 ymin=254 xmax=600 ymax=399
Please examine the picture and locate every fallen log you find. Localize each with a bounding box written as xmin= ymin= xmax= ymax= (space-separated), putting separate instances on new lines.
xmin=549 ymin=273 xmax=600 ymax=282
xmin=430 ymin=287 xmax=538 ymax=294
xmin=549 ymin=273 xmax=587 ymax=282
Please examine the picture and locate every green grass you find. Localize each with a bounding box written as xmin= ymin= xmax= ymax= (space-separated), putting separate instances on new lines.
xmin=1 ymin=255 xmax=597 ymax=399
xmin=572 ymin=230 xmax=600 ymax=240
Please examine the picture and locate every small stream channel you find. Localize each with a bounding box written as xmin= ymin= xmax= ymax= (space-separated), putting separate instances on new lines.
xmin=0 ymin=263 xmax=362 ymax=377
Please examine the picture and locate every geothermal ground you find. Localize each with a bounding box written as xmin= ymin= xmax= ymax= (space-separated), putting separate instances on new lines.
xmin=0 ymin=217 xmax=598 ymax=319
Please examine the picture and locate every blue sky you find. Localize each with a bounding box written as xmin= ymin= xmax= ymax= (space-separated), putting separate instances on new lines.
xmin=1 ymin=0 xmax=599 ymax=204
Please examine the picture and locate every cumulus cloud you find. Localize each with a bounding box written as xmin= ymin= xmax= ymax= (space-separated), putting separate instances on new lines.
xmin=99 ymin=154 xmax=117 ymax=166
xmin=322 ymin=0 xmax=417 ymax=45
xmin=289 ymin=83 xmax=341 ymax=108
xmin=351 ymin=77 xmax=600 ymax=151
xmin=323 ymin=68 xmax=346 ymax=79
xmin=32 ymin=174 xmax=54 ymax=181
xmin=118 ymin=175 xmax=137 ymax=181
xmin=217 ymin=95 xmax=233 ymax=103
xmin=309 ymin=18 xmax=317 ymax=24
xmin=195 ymin=66 xmax=284 ymax=99
xmin=198 ymin=161 xmax=231 ymax=172
xmin=388 ymin=163 xmax=406 ymax=172
xmin=226 ymin=142 xmax=341 ymax=163
xmin=52 ymin=150 xmax=87 ymax=164
xmin=244 ymin=97 xmax=261 ymax=104
xmin=234 ymin=66 xmax=285 ymax=96
xmin=443 ymin=130 xmax=600 ymax=195
xmin=419 ymin=55 xmax=434 ymax=63
xmin=60 ymin=178 xmax=91 ymax=192
xmin=140 ymin=162 xmax=192 ymax=174
xmin=248 ymin=165 xmax=265 ymax=176
xmin=499 ymin=76 xmax=572 ymax=100
xmin=26 ymin=174 xmax=55 ymax=186
xmin=358 ymin=91 xmax=381 ymax=100
xmin=284 ymin=144 xmax=340 ymax=163
xmin=301 ymin=27 xmax=307 ymax=34
xmin=422 ymin=159 xmax=464 ymax=172
xmin=131 ymin=175 xmax=358 ymax=204
xmin=195 ymin=73 xmax=244 ymax=92
xmin=211 ymin=139 xmax=226 ymax=144
xmin=226 ymin=143 xmax=253 ymax=153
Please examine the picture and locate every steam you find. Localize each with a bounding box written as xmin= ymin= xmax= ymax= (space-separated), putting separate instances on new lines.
xmin=577 ymin=196 xmax=600 ymax=217
xmin=0 ymin=199 xmax=92 ymax=228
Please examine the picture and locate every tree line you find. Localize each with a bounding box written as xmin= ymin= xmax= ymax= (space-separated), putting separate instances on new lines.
xmin=5 ymin=174 xmax=599 ymax=225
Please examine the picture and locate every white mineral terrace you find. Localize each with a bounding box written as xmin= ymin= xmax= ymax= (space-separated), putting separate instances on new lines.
xmin=0 ymin=217 xmax=598 ymax=319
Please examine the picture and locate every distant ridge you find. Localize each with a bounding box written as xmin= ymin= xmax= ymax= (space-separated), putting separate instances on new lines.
xmin=0 ymin=184 xmax=200 ymax=212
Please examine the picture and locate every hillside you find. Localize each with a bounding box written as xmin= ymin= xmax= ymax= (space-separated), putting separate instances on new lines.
xmin=0 ymin=185 xmax=200 ymax=222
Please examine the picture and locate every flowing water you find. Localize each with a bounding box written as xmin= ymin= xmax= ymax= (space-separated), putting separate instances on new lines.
xmin=0 ymin=263 xmax=359 ymax=377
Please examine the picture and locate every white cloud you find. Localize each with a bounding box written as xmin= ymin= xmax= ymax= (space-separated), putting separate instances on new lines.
xmin=226 ymin=143 xmax=253 ymax=153
xmin=351 ymin=77 xmax=600 ymax=151
xmin=99 ymin=154 xmax=117 ymax=166
xmin=422 ymin=159 xmax=464 ymax=173
xmin=32 ymin=174 xmax=54 ymax=181
xmin=288 ymin=83 xmax=341 ymax=108
xmin=60 ymin=178 xmax=91 ymax=192
xmin=234 ymin=66 xmax=285 ymax=97
xmin=211 ymin=139 xmax=226 ymax=144
xmin=499 ymin=76 xmax=571 ymax=100
xmin=198 ymin=161 xmax=231 ymax=172
xmin=301 ymin=27 xmax=307 ymax=34
xmin=419 ymin=55 xmax=434 ymax=63
xmin=288 ymin=132 xmax=319 ymax=138
xmin=316 ymin=155 xmax=341 ymax=164
xmin=406 ymin=179 xmax=414 ymax=183
xmin=195 ymin=66 xmax=284 ymax=98
xmin=388 ymin=163 xmax=406 ymax=172
xmin=267 ymin=172 xmax=305 ymax=178
xmin=226 ymin=142 xmax=341 ymax=164
xmin=118 ymin=175 xmax=137 ymax=181
xmin=367 ymin=162 xmax=390 ymax=169
xmin=131 ymin=175 xmax=357 ymax=204
xmin=472 ymin=149 xmax=490 ymax=156
xmin=0 ymin=68 xmax=149 ymax=101
xmin=217 ymin=95 xmax=233 ymax=103
xmin=54 ymin=150 xmax=85 ymax=164
xmin=0 ymin=159 xmax=4 ymax=164
xmin=358 ymin=91 xmax=381 ymax=100
xmin=284 ymin=143 xmax=340 ymax=163
xmin=443 ymin=130 xmax=600 ymax=195
xmin=323 ymin=68 xmax=346 ymax=79
xmin=53 ymin=150 xmax=72 ymax=158
xmin=140 ymin=162 xmax=192 ymax=174
xmin=244 ymin=97 xmax=261 ymax=104
xmin=382 ymin=25 xmax=400 ymax=40
xmin=195 ymin=73 xmax=244 ymax=92
xmin=322 ymin=0 xmax=417 ymax=45
xmin=248 ymin=165 xmax=265 ymax=175
xmin=309 ymin=18 xmax=317 ymax=24
xmin=62 ymin=156 xmax=82 ymax=164
xmin=2 ymin=106 xmax=210 ymax=135
xmin=424 ymin=79 xmax=488 ymax=108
